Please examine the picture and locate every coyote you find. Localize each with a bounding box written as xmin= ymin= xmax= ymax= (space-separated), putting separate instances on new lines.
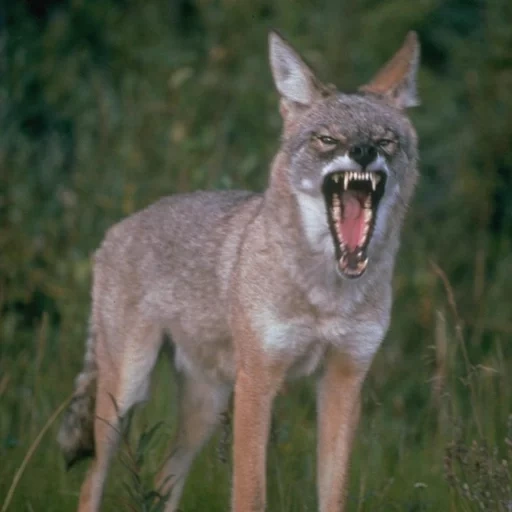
xmin=58 ymin=31 xmax=420 ymax=512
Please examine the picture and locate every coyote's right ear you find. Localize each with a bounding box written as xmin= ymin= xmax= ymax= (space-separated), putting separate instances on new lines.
xmin=359 ymin=31 xmax=420 ymax=109
xmin=269 ymin=31 xmax=325 ymax=123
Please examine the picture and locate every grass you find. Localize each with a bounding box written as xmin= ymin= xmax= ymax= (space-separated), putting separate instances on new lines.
xmin=1 ymin=0 xmax=511 ymax=510
xmin=1 ymin=267 xmax=510 ymax=511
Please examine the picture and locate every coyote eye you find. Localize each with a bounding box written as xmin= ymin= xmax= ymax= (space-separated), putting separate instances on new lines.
xmin=378 ymin=139 xmax=394 ymax=149
xmin=317 ymin=135 xmax=338 ymax=145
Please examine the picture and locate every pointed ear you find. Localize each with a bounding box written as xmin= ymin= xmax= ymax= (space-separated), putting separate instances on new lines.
xmin=359 ymin=31 xmax=420 ymax=109
xmin=269 ymin=31 xmax=323 ymax=108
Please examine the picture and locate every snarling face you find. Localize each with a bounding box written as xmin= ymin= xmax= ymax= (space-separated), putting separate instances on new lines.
xmin=287 ymin=96 xmax=417 ymax=279
xmin=269 ymin=32 xmax=420 ymax=279
xmin=319 ymin=132 xmax=390 ymax=278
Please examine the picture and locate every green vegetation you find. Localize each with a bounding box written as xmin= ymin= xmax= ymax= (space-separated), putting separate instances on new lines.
xmin=1 ymin=0 xmax=511 ymax=510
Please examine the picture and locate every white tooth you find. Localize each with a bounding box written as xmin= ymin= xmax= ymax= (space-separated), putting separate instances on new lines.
xmin=344 ymin=172 xmax=349 ymax=190
xmin=376 ymin=174 xmax=382 ymax=184
xmin=333 ymin=174 xmax=339 ymax=183
xmin=332 ymin=194 xmax=342 ymax=223
xmin=366 ymin=172 xmax=370 ymax=180
xmin=370 ymin=174 xmax=376 ymax=191
xmin=363 ymin=212 xmax=371 ymax=238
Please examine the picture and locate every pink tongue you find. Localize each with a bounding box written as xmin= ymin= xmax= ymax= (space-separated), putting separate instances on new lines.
xmin=337 ymin=193 xmax=364 ymax=252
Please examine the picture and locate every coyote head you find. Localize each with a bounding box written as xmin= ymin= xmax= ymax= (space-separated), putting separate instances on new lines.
xmin=269 ymin=32 xmax=420 ymax=279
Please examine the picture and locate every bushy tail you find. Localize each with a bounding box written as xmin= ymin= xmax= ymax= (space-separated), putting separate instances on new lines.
xmin=57 ymin=320 xmax=97 ymax=469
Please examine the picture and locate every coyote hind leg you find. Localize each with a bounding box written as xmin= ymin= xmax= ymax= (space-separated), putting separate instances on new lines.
xmin=77 ymin=319 xmax=162 ymax=512
xmin=157 ymin=365 xmax=232 ymax=512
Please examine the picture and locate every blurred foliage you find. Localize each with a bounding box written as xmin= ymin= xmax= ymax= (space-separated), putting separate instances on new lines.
xmin=1 ymin=0 xmax=511 ymax=336
xmin=0 ymin=0 xmax=511 ymax=510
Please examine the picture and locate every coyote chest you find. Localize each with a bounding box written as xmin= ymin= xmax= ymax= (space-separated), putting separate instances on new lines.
xmin=251 ymin=295 xmax=388 ymax=380
xmin=171 ymin=290 xmax=387 ymax=383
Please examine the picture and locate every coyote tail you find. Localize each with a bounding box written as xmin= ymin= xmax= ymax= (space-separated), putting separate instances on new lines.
xmin=57 ymin=320 xmax=97 ymax=469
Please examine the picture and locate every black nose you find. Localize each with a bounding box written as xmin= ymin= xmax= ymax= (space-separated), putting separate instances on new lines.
xmin=349 ymin=144 xmax=377 ymax=167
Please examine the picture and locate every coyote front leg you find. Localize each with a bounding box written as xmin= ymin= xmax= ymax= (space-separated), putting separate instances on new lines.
xmin=231 ymin=327 xmax=287 ymax=512
xmin=316 ymin=353 xmax=367 ymax=512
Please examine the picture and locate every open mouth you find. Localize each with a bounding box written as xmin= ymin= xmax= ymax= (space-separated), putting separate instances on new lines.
xmin=322 ymin=170 xmax=387 ymax=278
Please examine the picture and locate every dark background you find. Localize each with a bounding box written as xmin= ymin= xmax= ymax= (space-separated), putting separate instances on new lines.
xmin=1 ymin=0 xmax=511 ymax=510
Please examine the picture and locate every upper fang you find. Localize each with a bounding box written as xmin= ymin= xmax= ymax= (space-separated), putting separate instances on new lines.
xmin=332 ymin=170 xmax=381 ymax=191
xmin=370 ymin=174 xmax=377 ymax=191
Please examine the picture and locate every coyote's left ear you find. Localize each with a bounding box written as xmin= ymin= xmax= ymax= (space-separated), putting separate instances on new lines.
xmin=359 ymin=31 xmax=420 ymax=109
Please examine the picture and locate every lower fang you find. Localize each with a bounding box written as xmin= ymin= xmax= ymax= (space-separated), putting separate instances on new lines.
xmin=339 ymin=254 xmax=368 ymax=277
